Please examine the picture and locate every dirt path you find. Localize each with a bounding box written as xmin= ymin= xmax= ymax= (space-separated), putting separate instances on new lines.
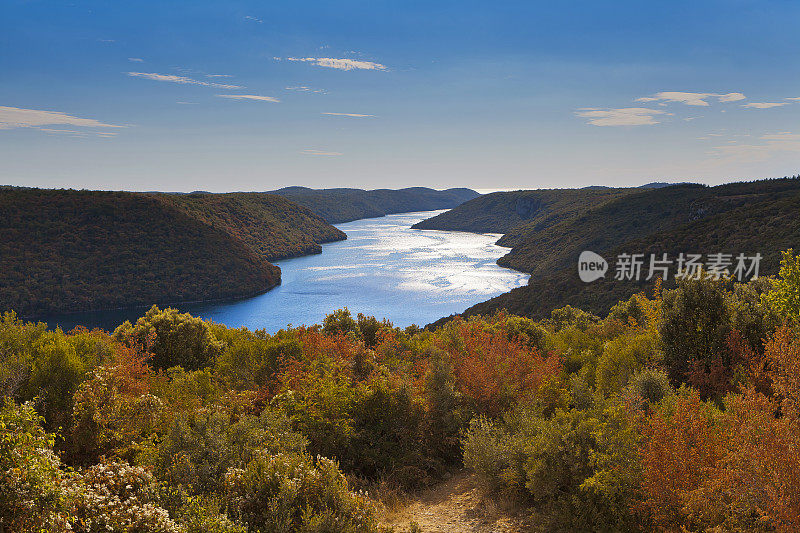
xmin=380 ymin=472 xmax=528 ymax=533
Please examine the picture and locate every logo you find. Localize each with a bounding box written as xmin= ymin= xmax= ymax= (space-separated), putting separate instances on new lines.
xmin=578 ymin=251 xmax=608 ymax=282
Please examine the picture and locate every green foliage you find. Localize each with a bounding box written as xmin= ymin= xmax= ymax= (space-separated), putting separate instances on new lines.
xmin=225 ymin=452 xmax=382 ymax=533
xmin=114 ymin=305 xmax=224 ymax=371
xmin=322 ymin=308 xmax=359 ymax=337
xmin=622 ymin=368 xmax=673 ymax=410
xmin=763 ymin=248 xmax=800 ymax=323
xmin=150 ymin=406 xmax=306 ymax=495
xmin=0 ymin=398 xmax=69 ymax=531
xmin=463 ymin=401 xmax=642 ymax=531
xmin=596 ymin=332 xmax=659 ymax=396
xmin=660 ymin=277 xmax=732 ymax=385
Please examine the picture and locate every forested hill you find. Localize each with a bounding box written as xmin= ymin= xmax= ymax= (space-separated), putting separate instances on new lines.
xmin=411 ymin=187 xmax=637 ymax=235
xmin=419 ymin=177 xmax=800 ymax=320
xmin=158 ymin=192 xmax=346 ymax=260
xmin=271 ymin=186 xmax=479 ymax=224
xmin=0 ymin=188 xmax=346 ymax=316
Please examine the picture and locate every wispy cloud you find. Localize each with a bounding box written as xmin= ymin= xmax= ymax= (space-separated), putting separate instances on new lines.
xmin=277 ymin=57 xmax=388 ymax=71
xmin=636 ymin=92 xmax=746 ymax=106
xmin=786 ymin=97 xmax=800 ymax=102
xmin=741 ymin=102 xmax=789 ymax=109
xmin=321 ymin=112 xmax=375 ymax=117
xmin=127 ymin=72 xmax=242 ymax=89
xmin=0 ymin=106 xmax=123 ymax=131
xmin=575 ymin=107 xmax=670 ymax=126
xmin=128 ymin=57 xmax=144 ymax=63
xmin=301 ymin=149 xmax=343 ymax=156
xmin=216 ymin=94 xmax=280 ymax=102
xmin=206 ymin=74 xmax=233 ymax=78
xmin=244 ymin=15 xmax=263 ymax=23
xmin=286 ymin=86 xmax=327 ymax=94
xmin=709 ymin=131 xmax=800 ymax=163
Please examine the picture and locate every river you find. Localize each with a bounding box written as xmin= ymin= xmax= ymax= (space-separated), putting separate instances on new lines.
xmin=41 ymin=210 xmax=529 ymax=332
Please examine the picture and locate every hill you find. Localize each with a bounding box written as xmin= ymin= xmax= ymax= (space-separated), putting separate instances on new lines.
xmin=159 ymin=192 xmax=345 ymax=260
xmin=271 ymin=186 xmax=479 ymax=224
xmin=419 ymin=177 xmax=800 ymax=321
xmin=411 ymin=187 xmax=636 ymax=236
xmin=0 ymin=188 xmax=346 ymax=316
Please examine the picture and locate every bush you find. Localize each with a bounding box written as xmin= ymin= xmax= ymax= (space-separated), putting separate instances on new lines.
xmin=225 ymin=451 xmax=382 ymax=533
xmin=0 ymin=398 xmax=70 ymax=531
xmin=114 ymin=305 xmax=224 ymax=371
xmin=596 ymin=332 xmax=659 ymax=396
xmin=70 ymin=461 xmax=182 ymax=533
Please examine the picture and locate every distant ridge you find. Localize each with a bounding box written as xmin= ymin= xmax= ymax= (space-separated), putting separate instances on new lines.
xmin=271 ymin=186 xmax=479 ymax=224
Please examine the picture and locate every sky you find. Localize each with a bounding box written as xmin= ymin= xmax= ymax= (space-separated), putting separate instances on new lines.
xmin=2 ymin=0 xmax=800 ymax=192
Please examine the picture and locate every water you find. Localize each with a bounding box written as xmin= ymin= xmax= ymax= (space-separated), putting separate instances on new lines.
xmin=40 ymin=211 xmax=529 ymax=332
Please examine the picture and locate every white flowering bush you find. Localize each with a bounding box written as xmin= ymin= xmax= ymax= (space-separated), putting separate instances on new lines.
xmin=69 ymin=461 xmax=183 ymax=533
xmin=225 ymin=451 xmax=383 ymax=533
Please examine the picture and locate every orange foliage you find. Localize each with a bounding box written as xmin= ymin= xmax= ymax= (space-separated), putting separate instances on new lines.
xmin=636 ymin=392 xmax=725 ymax=529
xmin=441 ymin=320 xmax=561 ymax=416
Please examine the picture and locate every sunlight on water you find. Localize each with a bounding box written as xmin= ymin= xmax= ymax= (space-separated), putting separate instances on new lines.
xmin=44 ymin=211 xmax=529 ymax=332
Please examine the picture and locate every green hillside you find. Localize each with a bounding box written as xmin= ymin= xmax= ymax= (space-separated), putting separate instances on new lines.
xmin=160 ymin=192 xmax=346 ymax=261
xmin=0 ymin=188 xmax=280 ymax=316
xmin=411 ymin=187 xmax=635 ymax=236
xmin=272 ymin=186 xmax=479 ymax=224
xmin=421 ymin=177 xmax=800 ymax=321
xmin=0 ymin=188 xmax=348 ymax=317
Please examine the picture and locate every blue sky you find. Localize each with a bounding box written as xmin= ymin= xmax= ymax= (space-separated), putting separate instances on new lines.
xmin=2 ymin=0 xmax=799 ymax=191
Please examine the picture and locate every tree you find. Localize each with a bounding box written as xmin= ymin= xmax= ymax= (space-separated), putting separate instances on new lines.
xmin=763 ymin=249 xmax=800 ymax=324
xmin=114 ymin=305 xmax=223 ymax=371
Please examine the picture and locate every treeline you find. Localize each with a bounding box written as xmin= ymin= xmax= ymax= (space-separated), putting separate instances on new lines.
xmin=2 ymin=250 xmax=800 ymax=531
xmin=0 ymin=188 xmax=345 ymax=316
xmin=417 ymin=176 xmax=800 ymax=319
xmin=272 ymin=186 xmax=479 ymax=224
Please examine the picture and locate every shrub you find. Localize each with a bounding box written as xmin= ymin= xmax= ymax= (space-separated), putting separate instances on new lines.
xmin=69 ymin=461 xmax=182 ymax=533
xmin=763 ymin=249 xmax=800 ymax=323
xmin=114 ymin=305 xmax=223 ymax=371
xmin=225 ymin=451 xmax=382 ymax=533
xmin=0 ymin=398 xmax=70 ymax=531
xmin=660 ymin=277 xmax=732 ymax=387
xmin=596 ymin=332 xmax=659 ymax=396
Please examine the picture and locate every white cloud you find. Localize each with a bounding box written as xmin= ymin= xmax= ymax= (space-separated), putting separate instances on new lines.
xmin=127 ymin=72 xmax=242 ymax=89
xmin=206 ymin=74 xmax=233 ymax=78
xmin=717 ymin=93 xmax=747 ymax=103
xmin=636 ymin=92 xmax=746 ymax=106
xmin=575 ymin=107 xmax=670 ymax=126
xmin=286 ymin=86 xmax=327 ymax=93
xmin=128 ymin=57 xmax=144 ymax=63
xmin=278 ymin=57 xmax=388 ymax=71
xmin=786 ymin=97 xmax=800 ymax=101
xmin=301 ymin=149 xmax=343 ymax=156
xmin=321 ymin=112 xmax=375 ymax=117
xmin=741 ymin=102 xmax=789 ymax=109
xmin=0 ymin=106 xmax=123 ymax=131
xmin=244 ymin=15 xmax=262 ymax=23
xmin=216 ymin=94 xmax=280 ymax=102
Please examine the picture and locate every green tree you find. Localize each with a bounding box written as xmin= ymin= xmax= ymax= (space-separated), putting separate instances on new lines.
xmin=114 ymin=305 xmax=223 ymax=371
xmin=763 ymin=249 xmax=800 ymax=323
